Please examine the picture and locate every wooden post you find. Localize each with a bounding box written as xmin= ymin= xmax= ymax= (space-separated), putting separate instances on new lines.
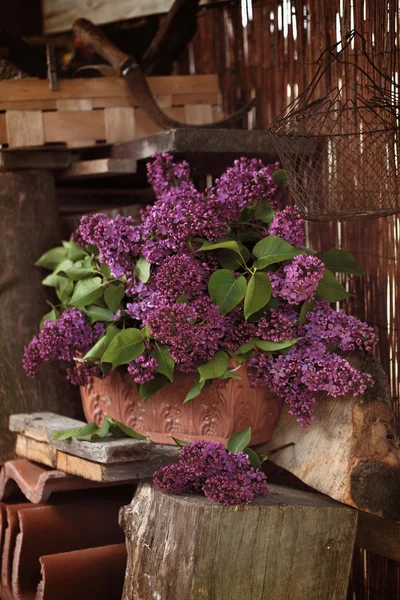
xmin=119 ymin=481 xmax=358 ymax=600
xmin=0 ymin=170 xmax=78 ymax=462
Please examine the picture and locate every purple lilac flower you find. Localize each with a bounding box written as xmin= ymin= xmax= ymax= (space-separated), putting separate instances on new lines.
xmin=268 ymin=206 xmax=305 ymax=248
xmin=144 ymin=297 xmax=225 ymax=372
xmin=220 ymin=305 xmax=257 ymax=352
xmin=66 ymin=361 xmax=102 ymax=386
xmin=23 ymin=308 xmax=104 ymax=385
xmin=153 ymin=253 xmax=211 ymax=301
xmin=146 ymin=153 xmax=192 ymax=199
xmin=127 ymin=354 xmax=158 ymax=384
xmin=270 ymin=253 xmax=325 ymax=305
xmin=248 ymin=340 xmax=373 ymax=426
xmin=304 ymin=300 xmax=378 ymax=352
xmin=153 ymin=440 xmax=268 ymax=506
xmin=77 ymin=214 xmax=141 ymax=278
xmin=256 ymin=308 xmax=296 ymax=342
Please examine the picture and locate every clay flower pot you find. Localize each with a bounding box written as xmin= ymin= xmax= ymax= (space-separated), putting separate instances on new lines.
xmin=80 ymin=364 xmax=282 ymax=445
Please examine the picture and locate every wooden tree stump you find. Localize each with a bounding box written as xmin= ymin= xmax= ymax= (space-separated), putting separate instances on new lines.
xmin=0 ymin=170 xmax=77 ymax=462
xmin=119 ymin=481 xmax=358 ymax=600
xmin=259 ymin=354 xmax=400 ymax=521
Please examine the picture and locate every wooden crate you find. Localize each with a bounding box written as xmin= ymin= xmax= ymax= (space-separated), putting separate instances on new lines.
xmin=0 ymin=74 xmax=223 ymax=149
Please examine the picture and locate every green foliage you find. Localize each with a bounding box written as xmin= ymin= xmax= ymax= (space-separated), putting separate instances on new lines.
xmin=184 ymin=378 xmax=208 ymax=403
xmin=198 ymin=350 xmax=229 ymax=382
xmin=255 ymin=337 xmax=302 ymax=352
xmin=153 ymin=345 xmax=175 ymax=382
xmin=197 ymin=240 xmax=243 ymax=253
xmin=85 ymin=306 xmax=114 ymax=324
xmin=134 ymin=255 xmax=151 ymax=283
xmin=298 ymin=300 xmax=315 ymax=324
xmin=321 ymin=249 xmax=364 ymax=276
xmin=83 ymin=325 xmax=118 ymax=361
xmin=35 ymin=247 xmax=68 ymax=270
xmin=244 ymin=272 xmax=272 ymax=320
xmin=252 ymin=235 xmax=302 ymax=270
xmin=69 ymin=277 xmax=104 ymax=308
xmin=104 ymin=284 xmax=125 ymax=313
xmin=101 ymin=328 xmax=144 ymax=368
xmin=255 ymin=202 xmax=276 ymax=224
xmin=52 ymin=415 xmax=147 ymax=442
xmin=208 ymin=270 xmax=247 ymax=314
xmin=272 ymin=169 xmax=289 ymax=188
xmin=244 ymin=447 xmax=262 ymax=469
xmin=138 ymin=374 xmax=169 ymax=401
xmin=217 ymin=247 xmax=250 ymax=270
xmin=316 ymin=269 xmax=351 ymax=302
xmin=227 ymin=427 xmax=251 ymax=452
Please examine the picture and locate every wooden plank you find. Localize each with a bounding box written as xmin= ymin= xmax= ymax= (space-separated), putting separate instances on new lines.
xmin=0 ymin=150 xmax=75 ymax=171
xmin=58 ymin=158 xmax=137 ymax=180
xmin=42 ymin=110 xmax=105 ymax=143
xmin=6 ymin=111 xmax=44 ymax=148
xmin=184 ymin=104 xmax=214 ymax=124
xmin=111 ymin=129 xmax=279 ymax=161
xmin=0 ymin=75 xmax=219 ymax=103
xmin=15 ymin=435 xmax=57 ymax=468
xmin=56 ymin=99 xmax=93 ymax=111
xmin=0 ymin=100 xmax=57 ymax=111
xmin=43 ymin=0 xmax=225 ymax=34
xmin=9 ymin=412 xmax=152 ymax=463
xmin=120 ymin=481 xmax=358 ymax=600
xmin=356 ymin=511 xmax=400 ymax=562
xmin=104 ymin=107 xmax=135 ymax=143
xmin=91 ymin=92 xmax=218 ymax=109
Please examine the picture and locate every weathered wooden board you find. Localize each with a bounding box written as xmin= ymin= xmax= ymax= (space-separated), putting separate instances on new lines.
xmin=15 ymin=434 xmax=177 ymax=482
xmin=120 ymin=481 xmax=358 ymax=600
xmin=9 ymin=412 xmax=152 ymax=463
xmin=42 ymin=0 xmax=224 ymax=34
xmin=258 ymin=354 xmax=400 ymax=521
xmin=58 ymin=158 xmax=137 ymax=180
xmin=0 ymin=150 xmax=76 ymax=172
xmin=0 ymin=172 xmax=78 ymax=462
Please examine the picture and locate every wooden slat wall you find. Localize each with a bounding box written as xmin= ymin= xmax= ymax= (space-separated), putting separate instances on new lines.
xmin=174 ymin=2 xmax=400 ymax=598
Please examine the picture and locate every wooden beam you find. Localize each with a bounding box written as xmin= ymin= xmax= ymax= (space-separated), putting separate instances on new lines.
xmin=57 ymin=158 xmax=137 ymax=180
xmin=356 ymin=511 xmax=400 ymax=561
xmin=43 ymin=0 xmax=226 ymax=34
xmin=0 ymin=149 xmax=76 ymax=171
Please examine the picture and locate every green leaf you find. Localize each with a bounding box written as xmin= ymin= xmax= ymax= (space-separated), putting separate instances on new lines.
xmin=99 ymin=263 xmax=112 ymax=278
xmin=253 ymin=236 xmax=302 ymax=270
xmin=83 ymin=325 xmax=118 ymax=361
xmin=52 ymin=422 xmax=100 ymax=441
xmin=134 ymin=256 xmax=151 ymax=283
xmin=40 ymin=307 xmax=59 ymax=330
xmin=105 ymin=416 xmax=147 ymax=440
xmin=198 ymin=350 xmax=229 ymax=382
xmin=219 ymin=371 xmax=242 ymax=379
xmin=102 ymin=328 xmax=145 ymax=368
xmin=56 ymin=278 xmax=74 ymax=304
xmin=236 ymin=340 xmax=256 ymax=354
xmin=138 ymin=374 xmax=169 ymax=401
xmin=104 ymin=284 xmax=125 ymax=313
xmin=69 ymin=277 xmax=104 ymax=308
xmin=255 ymin=202 xmax=276 ymax=224
xmin=67 ymin=241 xmax=86 ymax=261
xmin=216 ymin=247 xmax=250 ymax=270
xmin=35 ymin=246 xmax=68 ymax=270
xmin=64 ymin=262 xmax=94 ymax=280
xmin=244 ymin=272 xmax=272 ymax=320
xmin=321 ymin=249 xmax=364 ymax=276
xmin=244 ymin=447 xmax=261 ymax=468
xmin=315 ymin=269 xmax=351 ymax=302
xmin=176 ymin=294 xmax=189 ymax=304
xmin=255 ymin=337 xmax=302 ymax=351
xmin=153 ymin=346 xmax=175 ymax=382
xmin=86 ymin=305 xmax=114 ymax=323
xmin=197 ymin=240 xmax=243 ymax=254
xmin=227 ymin=427 xmax=252 ymax=452
xmin=171 ymin=437 xmax=189 ymax=447
xmin=208 ymin=269 xmax=247 ymax=315
xmin=298 ymin=300 xmax=315 ymax=324
xmin=184 ymin=378 xmax=206 ymax=403
xmin=272 ymin=169 xmax=289 ymax=188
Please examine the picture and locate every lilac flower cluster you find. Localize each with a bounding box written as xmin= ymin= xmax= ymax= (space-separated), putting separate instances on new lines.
xmin=77 ymin=214 xmax=141 ymax=277
xmin=23 ymin=308 xmax=103 ymax=385
xmin=304 ymin=300 xmax=378 ymax=351
xmin=268 ymin=206 xmax=305 ymax=248
xmin=153 ymin=253 xmax=211 ymax=301
xmin=256 ymin=308 xmax=296 ymax=342
xmin=221 ymin=305 xmax=257 ymax=352
xmin=153 ymin=440 xmax=268 ymax=505
xmin=127 ymin=354 xmax=158 ymax=384
xmin=270 ymin=253 xmax=325 ymax=305
xmin=144 ymin=297 xmax=225 ymax=372
xmin=248 ymin=339 xmax=374 ymax=426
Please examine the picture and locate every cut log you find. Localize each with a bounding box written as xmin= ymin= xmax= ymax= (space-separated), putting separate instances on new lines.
xmin=0 ymin=171 xmax=78 ymax=462
xmin=258 ymin=354 xmax=400 ymax=521
xmin=119 ymin=481 xmax=358 ymax=600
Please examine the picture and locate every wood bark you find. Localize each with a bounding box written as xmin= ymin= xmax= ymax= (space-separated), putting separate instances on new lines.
xmin=258 ymin=354 xmax=400 ymax=521
xmin=119 ymin=481 xmax=358 ymax=600
xmin=0 ymin=170 xmax=78 ymax=462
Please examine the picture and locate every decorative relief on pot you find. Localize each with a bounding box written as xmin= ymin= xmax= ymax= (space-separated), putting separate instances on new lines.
xmin=81 ymin=364 xmax=282 ymax=445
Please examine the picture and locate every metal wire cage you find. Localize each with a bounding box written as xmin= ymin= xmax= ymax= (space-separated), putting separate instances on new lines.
xmin=267 ymin=31 xmax=400 ymax=221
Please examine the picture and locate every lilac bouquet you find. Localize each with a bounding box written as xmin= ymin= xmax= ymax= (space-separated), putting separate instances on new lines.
xmin=24 ymin=153 xmax=377 ymax=426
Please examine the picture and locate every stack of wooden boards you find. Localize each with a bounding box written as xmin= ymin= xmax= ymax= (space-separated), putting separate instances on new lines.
xmin=9 ymin=412 xmax=177 ymax=483
xmin=0 ymin=74 xmax=223 ymax=149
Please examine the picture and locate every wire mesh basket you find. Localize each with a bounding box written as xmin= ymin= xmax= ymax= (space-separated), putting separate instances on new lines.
xmin=267 ymin=31 xmax=400 ymax=221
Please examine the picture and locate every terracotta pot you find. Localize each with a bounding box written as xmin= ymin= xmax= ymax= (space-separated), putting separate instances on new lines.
xmin=80 ymin=364 xmax=282 ymax=446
